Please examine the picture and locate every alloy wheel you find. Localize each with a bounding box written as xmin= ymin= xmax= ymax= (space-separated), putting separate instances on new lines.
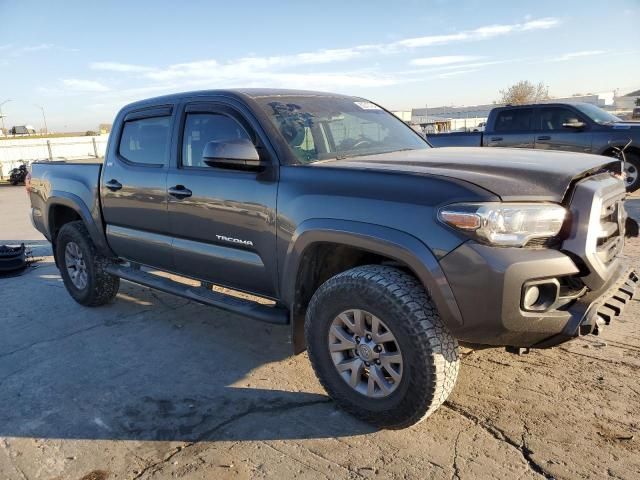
xmin=625 ymin=162 xmax=638 ymax=189
xmin=64 ymin=241 xmax=88 ymax=290
xmin=328 ymin=309 xmax=403 ymax=398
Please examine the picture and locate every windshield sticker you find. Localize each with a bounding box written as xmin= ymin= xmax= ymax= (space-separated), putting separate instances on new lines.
xmin=354 ymin=101 xmax=381 ymax=110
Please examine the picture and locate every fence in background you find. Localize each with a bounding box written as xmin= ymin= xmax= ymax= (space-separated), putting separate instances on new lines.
xmin=0 ymin=135 xmax=109 ymax=178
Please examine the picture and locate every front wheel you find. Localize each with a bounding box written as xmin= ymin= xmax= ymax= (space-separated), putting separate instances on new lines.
xmin=623 ymin=153 xmax=640 ymax=193
xmin=305 ymin=265 xmax=459 ymax=429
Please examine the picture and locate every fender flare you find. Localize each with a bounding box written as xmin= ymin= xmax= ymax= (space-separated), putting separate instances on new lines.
xmin=281 ymin=219 xmax=463 ymax=353
xmin=595 ymin=139 xmax=639 ymax=157
xmin=46 ymin=191 xmax=112 ymax=257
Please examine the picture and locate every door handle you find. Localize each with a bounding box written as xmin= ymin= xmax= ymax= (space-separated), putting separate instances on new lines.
xmin=490 ymin=137 xmax=503 ymax=142
xmin=168 ymin=185 xmax=192 ymax=199
xmin=105 ymin=179 xmax=122 ymax=191
xmin=537 ymin=135 xmax=551 ymax=141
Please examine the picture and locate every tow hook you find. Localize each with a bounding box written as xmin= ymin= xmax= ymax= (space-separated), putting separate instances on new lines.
xmin=505 ymin=346 xmax=531 ymax=355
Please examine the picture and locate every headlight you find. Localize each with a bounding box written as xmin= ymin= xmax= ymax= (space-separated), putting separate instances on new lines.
xmin=438 ymin=203 xmax=567 ymax=247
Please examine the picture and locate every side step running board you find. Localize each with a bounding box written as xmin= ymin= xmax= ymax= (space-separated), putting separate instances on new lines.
xmin=105 ymin=264 xmax=289 ymax=325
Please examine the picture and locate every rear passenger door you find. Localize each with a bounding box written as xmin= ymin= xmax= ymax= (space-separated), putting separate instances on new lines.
xmin=101 ymin=106 xmax=174 ymax=271
xmin=534 ymin=106 xmax=592 ymax=153
xmin=486 ymin=108 xmax=535 ymax=148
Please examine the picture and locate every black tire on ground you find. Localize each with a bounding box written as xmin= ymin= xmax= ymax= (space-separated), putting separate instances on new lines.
xmin=305 ymin=265 xmax=459 ymax=429
xmin=56 ymin=220 xmax=120 ymax=306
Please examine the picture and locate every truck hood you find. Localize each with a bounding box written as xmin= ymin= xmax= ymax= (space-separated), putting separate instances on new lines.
xmin=608 ymin=122 xmax=640 ymax=130
xmin=317 ymin=147 xmax=618 ymax=202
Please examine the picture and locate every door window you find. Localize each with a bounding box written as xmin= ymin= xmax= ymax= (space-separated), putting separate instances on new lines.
xmin=182 ymin=113 xmax=252 ymax=168
xmin=539 ymin=107 xmax=583 ymax=131
xmin=119 ymin=116 xmax=171 ymax=165
xmin=494 ymin=109 xmax=534 ymax=132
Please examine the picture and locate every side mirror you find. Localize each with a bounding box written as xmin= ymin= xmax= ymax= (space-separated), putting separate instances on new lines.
xmin=202 ymin=139 xmax=265 ymax=170
xmin=562 ymin=121 xmax=586 ymax=130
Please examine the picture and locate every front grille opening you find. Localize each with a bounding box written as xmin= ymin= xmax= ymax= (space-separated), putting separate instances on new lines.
xmin=555 ymin=275 xmax=587 ymax=310
xmin=597 ymin=196 xmax=624 ymax=265
xmin=524 ymin=236 xmax=560 ymax=248
xmin=559 ymin=275 xmax=586 ymax=296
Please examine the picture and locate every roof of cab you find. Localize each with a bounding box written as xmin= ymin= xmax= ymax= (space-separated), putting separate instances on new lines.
xmin=497 ymin=102 xmax=595 ymax=109
xmin=122 ymin=88 xmax=357 ymax=110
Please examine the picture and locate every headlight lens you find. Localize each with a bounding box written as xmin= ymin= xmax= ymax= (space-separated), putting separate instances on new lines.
xmin=438 ymin=203 xmax=567 ymax=247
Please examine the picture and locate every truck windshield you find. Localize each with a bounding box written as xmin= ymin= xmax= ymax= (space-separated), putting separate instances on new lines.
xmin=255 ymin=96 xmax=429 ymax=163
xmin=573 ymin=103 xmax=621 ymax=125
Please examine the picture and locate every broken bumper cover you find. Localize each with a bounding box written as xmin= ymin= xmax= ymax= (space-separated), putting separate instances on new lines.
xmin=534 ymin=268 xmax=638 ymax=348
xmin=438 ymin=242 xmax=637 ymax=348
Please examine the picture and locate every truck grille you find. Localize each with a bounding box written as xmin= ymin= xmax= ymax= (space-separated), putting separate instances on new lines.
xmin=596 ymin=195 xmax=625 ymax=265
xmin=562 ymin=173 xmax=627 ymax=291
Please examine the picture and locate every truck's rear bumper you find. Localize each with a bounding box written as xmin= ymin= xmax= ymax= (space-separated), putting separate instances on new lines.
xmin=439 ymin=241 xmax=637 ymax=348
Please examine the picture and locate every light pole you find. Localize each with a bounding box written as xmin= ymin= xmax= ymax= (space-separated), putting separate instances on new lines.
xmin=34 ymin=104 xmax=48 ymax=135
xmin=0 ymin=99 xmax=11 ymax=135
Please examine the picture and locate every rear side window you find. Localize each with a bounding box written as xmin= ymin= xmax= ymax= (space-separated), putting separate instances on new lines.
xmin=119 ymin=116 xmax=171 ymax=165
xmin=494 ymin=108 xmax=534 ymax=132
xmin=182 ymin=113 xmax=251 ymax=168
xmin=539 ymin=107 xmax=583 ymax=131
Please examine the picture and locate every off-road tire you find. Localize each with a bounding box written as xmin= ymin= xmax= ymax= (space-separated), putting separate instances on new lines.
xmin=56 ymin=221 xmax=120 ymax=306
xmin=305 ymin=265 xmax=459 ymax=429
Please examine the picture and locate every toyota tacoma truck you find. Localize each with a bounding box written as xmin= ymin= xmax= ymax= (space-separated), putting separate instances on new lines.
xmin=28 ymin=89 xmax=638 ymax=429
xmin=426 ymin=102 xmax=640 ymax=192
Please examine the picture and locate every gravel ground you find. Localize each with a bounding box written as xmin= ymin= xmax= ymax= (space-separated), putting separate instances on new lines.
xmin=0 ymin=184 xmax=639 ymax=480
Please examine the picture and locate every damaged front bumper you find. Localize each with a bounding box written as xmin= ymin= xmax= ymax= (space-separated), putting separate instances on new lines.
xmin=534 ymin=268 xmax=638 ymax=348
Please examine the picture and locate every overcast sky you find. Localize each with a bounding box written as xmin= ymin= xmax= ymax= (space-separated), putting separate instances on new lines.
xmin=1 ymin=0 xmax=639 ymax=131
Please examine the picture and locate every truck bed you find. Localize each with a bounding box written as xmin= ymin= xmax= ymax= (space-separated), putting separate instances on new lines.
xmin=29 ymin=161 xmax=104 ymax=243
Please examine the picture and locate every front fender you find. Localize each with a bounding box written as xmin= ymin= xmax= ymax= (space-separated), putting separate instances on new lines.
xmin=593 ymin=136 xmax=639 ymax=156
xmin=281 ymin=219 xmax=463 ymax=353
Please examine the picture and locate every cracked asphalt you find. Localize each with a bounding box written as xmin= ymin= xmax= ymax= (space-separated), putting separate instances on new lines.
xmin=1 ymin=185 xmax=639 ymax=479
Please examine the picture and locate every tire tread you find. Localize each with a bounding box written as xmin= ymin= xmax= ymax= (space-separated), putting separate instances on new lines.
xmin=57 ymin=221 xmax=119 ymax=306
xmin=305 ymin=265 xmax=459 ymax=429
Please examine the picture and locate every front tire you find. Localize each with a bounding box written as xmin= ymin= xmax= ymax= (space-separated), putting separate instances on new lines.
xmin=623 ymin=153 xmax=640 ymax=193
xmin=56 ymin=221 xmax=120 ymax=306
xmin=305 ymin=265 xmax=459 ymax=429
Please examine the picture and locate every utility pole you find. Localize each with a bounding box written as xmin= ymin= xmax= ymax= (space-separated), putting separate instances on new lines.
xmin=0 ymin=99 xmax=11 ymax=135
xmin=34 ymin=104 xmax=48 ymax=134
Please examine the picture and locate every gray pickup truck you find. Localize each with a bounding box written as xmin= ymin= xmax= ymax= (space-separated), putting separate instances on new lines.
xmin=28 ymin=89 xmax=637 ymax=429
xmin=426 ymin=103 xmax=640 ymax=192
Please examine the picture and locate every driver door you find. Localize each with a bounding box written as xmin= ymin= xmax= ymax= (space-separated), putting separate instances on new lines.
xmin=534 ymin=106 xmax=592 ymax=153
xmin=166 ymin=102 xmax=279 ymax=297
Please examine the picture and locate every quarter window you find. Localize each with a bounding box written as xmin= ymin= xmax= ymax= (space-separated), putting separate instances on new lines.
xmin=494 ymin=109 xmax=534 ymax=132
xmin=119 ymin=116 xmax=171 ymax=165
xmin=182 ymin=113 xmax=252 ymax=168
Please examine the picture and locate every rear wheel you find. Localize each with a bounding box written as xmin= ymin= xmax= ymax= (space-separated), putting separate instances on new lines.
xmin=56 ymin=221 xmax=119 ymax=306
xmin=305 ymin=265 xmax=459 ymax=429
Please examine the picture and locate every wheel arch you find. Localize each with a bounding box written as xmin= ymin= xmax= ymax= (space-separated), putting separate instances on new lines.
xmin=281 ymin=219 xmax=463 ymax=354
xmin=46 ymin=192 xmax=112 ymax=265
xmin=598 ymin=143 xmax=640 ymax=159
